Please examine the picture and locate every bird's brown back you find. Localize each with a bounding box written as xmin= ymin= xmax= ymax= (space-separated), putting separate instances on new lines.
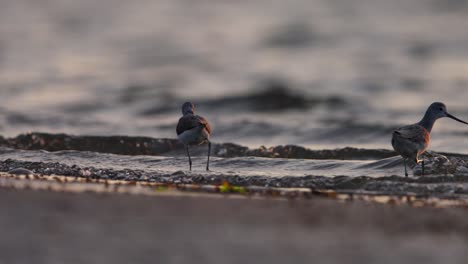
xmin=176 ymin=115 xmax=211 ymax=135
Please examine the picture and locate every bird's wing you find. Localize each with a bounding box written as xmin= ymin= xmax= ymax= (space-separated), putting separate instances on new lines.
xmin=176 ymin=115 xmax=211 ymax=135
xmin=393 ymin=124 xmax=429 ymax=144
xmin=197 ymin=115 xmax=211 ymax=134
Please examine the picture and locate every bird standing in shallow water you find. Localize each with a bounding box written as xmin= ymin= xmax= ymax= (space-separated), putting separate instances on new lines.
xmin=392 ymin=102 xmax=468 ymax=177
xmin=176 ymin=102 xmax=212 ymax=171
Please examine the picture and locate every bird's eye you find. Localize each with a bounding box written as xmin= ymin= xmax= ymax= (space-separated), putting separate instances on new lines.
xmin=439 ymin=107 xmax=443 ymax=111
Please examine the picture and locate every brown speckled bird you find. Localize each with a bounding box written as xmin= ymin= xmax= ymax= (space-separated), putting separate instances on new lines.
xmin=176 ymin=102 xmax=212 ymax=171
xmin=392 ymin=102 xmax=468 ymax=177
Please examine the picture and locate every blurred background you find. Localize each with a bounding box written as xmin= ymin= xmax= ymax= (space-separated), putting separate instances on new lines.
xmin=1 ymin=0 xmax=468 ymax=151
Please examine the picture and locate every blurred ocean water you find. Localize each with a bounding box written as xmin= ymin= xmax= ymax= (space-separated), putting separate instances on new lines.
xmin=1 ymin=0 xmax=468 ymax=152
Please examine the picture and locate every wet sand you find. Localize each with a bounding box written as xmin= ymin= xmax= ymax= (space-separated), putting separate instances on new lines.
xmin=0 ymin=187 xmax=467 ymax=264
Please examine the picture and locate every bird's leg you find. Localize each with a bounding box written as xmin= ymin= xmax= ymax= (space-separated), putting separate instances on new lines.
xmin=421 ymin=159 xmax=425 ymax=176
xmin=206 ymin=140 xmax=211 ymax=171
xmin=186 ymin=145 xmax=192 ymax=171
xmin=404 ymin=159 xmax=408 ymax=177
xmin=415 ymin=155 xmax=424 ymax=176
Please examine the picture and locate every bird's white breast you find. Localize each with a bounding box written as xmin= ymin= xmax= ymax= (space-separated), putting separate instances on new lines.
xmin=177 ymin=126 xmax=209 ymax=145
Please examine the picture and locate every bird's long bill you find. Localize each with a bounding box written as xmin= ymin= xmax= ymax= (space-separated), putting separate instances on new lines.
xmin=447 ymin=113 xmax=468 ymax=125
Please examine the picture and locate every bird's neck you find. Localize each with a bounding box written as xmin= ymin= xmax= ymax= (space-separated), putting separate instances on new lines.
xmin=183 ymin=111 xmax=194 ymax=116
xmin=418 ymin=111 xmax=436 ymax=133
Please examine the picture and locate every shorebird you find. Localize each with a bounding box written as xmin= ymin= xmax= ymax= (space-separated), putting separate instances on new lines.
xmin=176 ymin=102 xmax=212 ymax=171
xmin=392 ymin=102 xmax=468 ymax=177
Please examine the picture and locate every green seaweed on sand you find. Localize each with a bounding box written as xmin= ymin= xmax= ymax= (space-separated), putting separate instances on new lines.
xmin=218 ymin=181 xmax=248 ymax=194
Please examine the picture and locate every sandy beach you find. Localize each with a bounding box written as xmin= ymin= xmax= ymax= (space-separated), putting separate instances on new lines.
xmin=0 ymin=186 xmax=467 ymax=264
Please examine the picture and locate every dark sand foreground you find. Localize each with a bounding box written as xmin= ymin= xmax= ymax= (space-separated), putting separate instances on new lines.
xmin=0 ymin=188 xmax=467 ymax=264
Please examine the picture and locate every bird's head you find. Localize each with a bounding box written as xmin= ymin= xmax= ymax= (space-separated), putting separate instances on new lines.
xmin=182 ymin=102 xmax=195 ymax=115
xmin=428 ymin=102 xmax=468 ymax=124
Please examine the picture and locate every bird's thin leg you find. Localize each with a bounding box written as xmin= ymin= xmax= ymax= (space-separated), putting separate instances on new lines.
xmin=404 ymin=159 xmax=408 ymax=177
xmin=421 ymin=159 xmax=425 ymax=176
xmin=206 ymin=140 xmax=211 ymax=171
xmin=186 ymin=145 xmax=192 ymax=171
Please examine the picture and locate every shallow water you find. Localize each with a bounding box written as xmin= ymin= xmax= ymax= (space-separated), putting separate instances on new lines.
xmin=0 ymin=133 xmax=418 ymax=178
xmin=2 ymin=133 xmax=468 ymax=198
xmin=0 ymin=147 xmax=404 ymax=177
xmin=1 ymin=0 xmax=468 ymax=153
